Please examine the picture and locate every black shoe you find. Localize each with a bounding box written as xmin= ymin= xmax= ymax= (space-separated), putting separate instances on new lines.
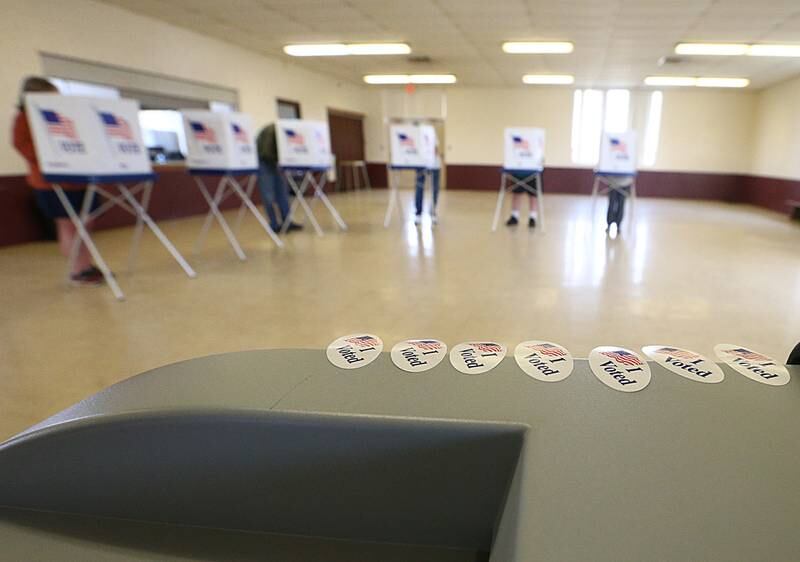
xmin=70 ymin=266 xmax=104 ymax=286
xmin=528 ymin=217 xmax=536 ymax=228
xmin=285 ymin=222 xmax=303 ymax=232
xmin=506 ymin=216 xmax=519 ymax=226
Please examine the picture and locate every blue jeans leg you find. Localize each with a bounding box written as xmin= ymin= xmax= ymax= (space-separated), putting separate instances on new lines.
xmin=257 ymin=163 xmax=280 ymax=230
xmin=415 ymin=170 xmax=426 ymax=216
xmin=430 ymin=169 xmax=440 ymax=210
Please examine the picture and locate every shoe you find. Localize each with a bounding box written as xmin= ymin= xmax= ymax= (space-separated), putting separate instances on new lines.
xmin=528 ymin=217 xmax=536 ymax=228
xmin=430 ymin=211 xmax=438 ymax=224
xmin=414 ymin=214 xmax=422 ymax=225
xmin=285 ymin=222 xmax=303 ymax=232
xmin=506 ymin=216 xmax=519 ymax=227
xmin=70 ymin=266 xmax=104 ymax=286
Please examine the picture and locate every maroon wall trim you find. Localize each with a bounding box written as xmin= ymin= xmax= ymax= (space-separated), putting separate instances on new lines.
xmin=2 ymin=164 xmax=798 ymax=247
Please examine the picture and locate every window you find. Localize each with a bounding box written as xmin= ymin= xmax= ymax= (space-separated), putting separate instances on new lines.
xmin=642 ymin=91 xmax=663 ymax=167
xmin=277 ymin=99 xmax=301 ymax=119
xmin=571 ymin=89 xmax=631 ymax=165
xmin=603 ymin=89 xmax=630 ymax=133
xmin=49 ymin=78 xmax=119 ymax=99
xmin=138 ymin=110 xmax=187 ymax=162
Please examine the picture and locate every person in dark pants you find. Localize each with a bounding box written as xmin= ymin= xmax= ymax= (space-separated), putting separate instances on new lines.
xmin=505 ymin=173 xmax=538 ymax=228
xmin=413 ymin=138 xmax=442 ymax=225
xmin=604 ymin=176 xmax=633 ymax=230
xmin=255 ymin=124 xmax=301 ymax=232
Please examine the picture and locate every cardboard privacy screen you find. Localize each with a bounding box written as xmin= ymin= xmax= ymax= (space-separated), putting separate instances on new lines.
xmin=504 ymin=127 xmax=545 ymax=172
xmin=389 ymin=124 xmax=436 ymax=169
xmin=276 ymin=119 xmax=333 ymax=169
xmin=597 ymin=131 xmax=637 ymax=175
xmin=25 ymin=94 xmax=152 ymax=179
xmin=182 ymin=110 xmax=257 ymax=172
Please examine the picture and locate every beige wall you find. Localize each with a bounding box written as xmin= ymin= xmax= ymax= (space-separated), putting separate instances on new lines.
xmin=751 ymin=75 xmax=800 ymax=180
xmin=0 ymin=0 xmax=374 ymax=175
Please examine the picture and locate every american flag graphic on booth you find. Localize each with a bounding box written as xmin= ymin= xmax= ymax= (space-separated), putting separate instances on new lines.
xmin=726 ymin=348 xmax=771 ymax=362
xmin=398 ymin=133 xmax=415 ymax=148
xmin=346 ymin=335 xmax=380 ymax=348
xmin=656 ymin=347 xmax=700 ymax=361
xmin=528 ymin=343 xmax=566 ymax=357
xmin=413 ymin=340 xmax=443 ymax=351
xmin=601 ymin=349 xmax=643 ymax=366
xmin=232 ymin=123 xmax=248 ymax=143
xmin=190 ymin=121 xmax=216 ymax=143
xmin=610 ymin=138 xmax=627 ymax=153
xmin=99 ymin=112 xmax=133 ymax=140
xmin=285 ymin=129 xmax=304 ymax=145
xmin=473 ymin=343 xmax=503 ymax=353
xmin=40 ymin=109 xmax=77 ymax=139
xmin=512 ymin=136 xmax=529 ymax=150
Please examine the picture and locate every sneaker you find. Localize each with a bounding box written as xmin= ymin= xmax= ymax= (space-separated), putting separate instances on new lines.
xmin=528 ymin=217 xmax=536 ymax=228
xmin=70 ymin=267 xmax=104 ymax=287
xmin=414 ymin=214 xmax=422 ymax=225
xmin=430 ymin=211 xmax=438 ymax=224
xmin=285 ymin=222 xmax=303 ymax=232
xmin=506 ymin=216 xmax=519 ymax=227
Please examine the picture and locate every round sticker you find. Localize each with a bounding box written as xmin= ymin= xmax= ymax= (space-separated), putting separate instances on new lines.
xmin=391 ymin=339 xmax=448 ymax=373
xmin=514 ymin=340 xmax=574 ymax=382
xmin=449 ymin=342 xmax=507 ymax=375
xmin=714 ymin=344 xmax=790 ymax=386
xmin=642 ymin=345 xmax=724 ymax=384
xmin=326 ymin=333 xmax=383 ymax=370
xmin=589 ymin=346 xmax=652 ymax=393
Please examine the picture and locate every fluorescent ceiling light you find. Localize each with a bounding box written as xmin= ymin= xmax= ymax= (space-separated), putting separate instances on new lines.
xmin=748 ymin=44 xmax=800 ymax=57
xmin=503 ymin=41 xmax=574 ymax=54
xmin=674 ymin=43 xmax=749 ymax=56
xmin=363 ymin=74 xmax=457 ymax=85
xmin=284 ymin=43 xmax=410 ymax=57
xmin=644 ymin=76 xmax=749 ymax=88
xmin=522 ymin=74 xmax=574 ymax=85
xmin=695 ymin=77 xmax=750 ymax=88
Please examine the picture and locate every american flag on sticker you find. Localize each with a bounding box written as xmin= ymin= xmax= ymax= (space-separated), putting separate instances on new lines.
xmin=398 ymin=133 xmax=415 ymax=148
xmin=232 ymin=123 xmax=248 ymax=143
xmin=601 ymin=350 xmax=643 ymax=366
xmin=413 ymin=340 xmax=443 ymax=351
xmin=285 ymin=129 xmax=304 ymax=145
xmin=99 ymin=111 xmax=133 ymax=140
xmin=726 ymin=348 xmax=771 ymax=362
xmin=473 ymin=343 xmax=503 ymax=353
xmin=527 ymin=343 xmax=566 ymax=357
xmin=610 ymin=138 xmax=627 ymax=153
xmin=656 ymin=347 xmax=700 ymax=360
xmin=345 ymin=335 xmax=380 ymax=348
xmin=40 ymin=109 xmax=77 ymax=139
xmin=512 ymin=136 xmax=529 ymax=150
xmin=190 ymin=121 xmax=216 ymax=143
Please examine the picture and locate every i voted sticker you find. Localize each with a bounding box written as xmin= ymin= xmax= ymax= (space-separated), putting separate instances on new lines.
xmin=642 ymin=345 xmax=724 ymax=384
xmin=326 ymin=333 xmax=383 ymax=370
xmin=449 ymin=342 xmax=506 ymax=375
xmin=714 ymin=344 xmax=790 ymax=386
xmin=391 ymin=339 xmax=448 ymax=373
xmin=589 ymin=346 xmax=651 ymax=393
xmin=514 ymin=340 xmax=574 ymax=382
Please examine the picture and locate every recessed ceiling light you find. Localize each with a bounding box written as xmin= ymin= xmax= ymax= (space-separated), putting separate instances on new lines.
xmin=748 ymin=44 xmax=800 ymax=57
xmin=502 ymin=42 xmax=574 ymax=54
xmin=522 ymin=74 xmax=575 ymax=85
xmin=284 ymin=43 xmax=411 ymax=57
xmin=644 ymin=76 xmax=749 ymax=88
xmin=363 ymin=74 xmax=457 ymax=85
xmin=674 ymin=43 xmax=749 ymax=56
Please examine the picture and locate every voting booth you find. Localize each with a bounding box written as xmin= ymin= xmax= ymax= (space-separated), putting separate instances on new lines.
xmin=591 ymin=131 xmax=639 ymax=223
xmin=25 ymin=94 xmax=196 ymax=300
xmin=491 ymin=127 xmax=547 ymax=232
xmin=384 ymin=123 xmax=437 ymax=227
xmin=183 ymin=111 xmax=282 ymax=260
xmin=276 ymin=119 xmax=347 ymax=236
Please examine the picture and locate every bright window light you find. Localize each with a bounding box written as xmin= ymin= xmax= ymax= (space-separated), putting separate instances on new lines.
xmin=503 ymin=41 xmax=574 ymax=54
xmin=363 ymin=74 xmax=456 ymax=85
xmin=284 ymin=43 xmax=410 ymax=57
xmin=571 ymin=89 xmax=604 ymax=165
xmin=642 ymin=91 xmax=663 ymax=167
xmin=674 ymin=43 xmax=749 ymax=56
xmin=522 ymin=74 xmax=574 ymax=85
xmin=604 ymin=89 xmax=630 ymax=133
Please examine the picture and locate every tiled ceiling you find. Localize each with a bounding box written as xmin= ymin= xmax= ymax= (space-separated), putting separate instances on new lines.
xmin=99 ymin=0 xmax=800 ymax=88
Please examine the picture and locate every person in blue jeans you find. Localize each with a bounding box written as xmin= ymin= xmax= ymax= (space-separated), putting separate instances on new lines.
xmin=255 ymin=124 xmax=301 ymax=232
xmin=413 ymin=140 xmax=442 ymax=225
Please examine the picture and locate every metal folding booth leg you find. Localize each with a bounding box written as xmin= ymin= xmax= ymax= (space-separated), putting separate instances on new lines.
xmin=282 ymin=169 xmax=347 ymax=236
xmin=225 ymin=174 xmax=284 ymax=247
xmin=491 ymin=170 xmax=544 ymax=232
xmin=383 ymin=166 xmax=410 ymax=228
xmin=193 ymin=175 xmax=247 ymax=261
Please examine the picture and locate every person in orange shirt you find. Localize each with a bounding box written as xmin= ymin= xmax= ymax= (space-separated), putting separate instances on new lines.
xmin=12 ymin=76 xmax=103 ymax=286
